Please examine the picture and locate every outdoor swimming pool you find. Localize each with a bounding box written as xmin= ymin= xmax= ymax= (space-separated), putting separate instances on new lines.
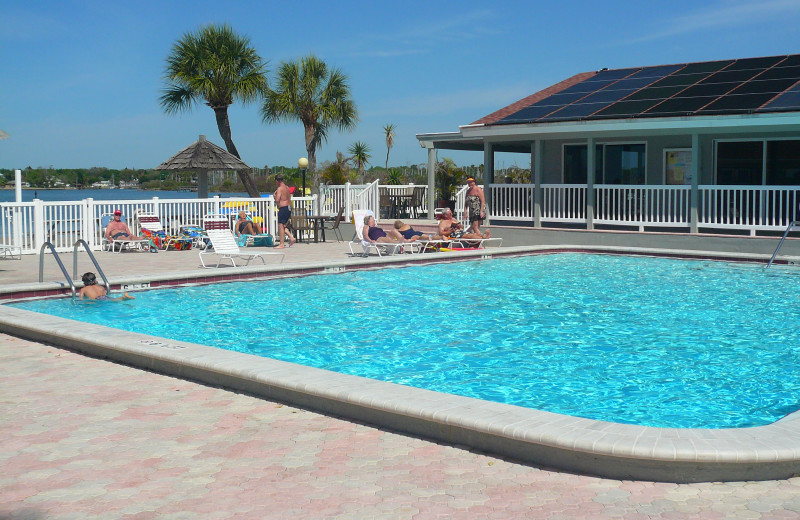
xmin=11 ymin=253 xmax=800 ymax=429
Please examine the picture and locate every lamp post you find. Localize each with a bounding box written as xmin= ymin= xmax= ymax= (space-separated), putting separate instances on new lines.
xmin=298 ymin=157 xmax=308 ymax=196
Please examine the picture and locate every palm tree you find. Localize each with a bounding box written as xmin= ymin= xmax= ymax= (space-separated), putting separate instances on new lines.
xmin=383 ymin=123 xmax=396 ymax=171
xmin=262 ymin=55 xmax=357 ymax=186
xmin=160 ymin=24 xmax=267 ymax=198
xmin=348 ymin=141 xmax=371 ymax=183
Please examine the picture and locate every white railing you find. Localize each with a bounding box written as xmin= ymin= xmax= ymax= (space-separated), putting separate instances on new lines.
xmin=697 ymin=185 xmax=800 ymax=232
xmin=323 ymin=182 xmax=431 ymax=221
xmin=0 ymin=196 xmax=286 ymax=254
xmin=541 ymin=184 xmax=587 ymax=223
xmin=595 ymin=185 xmax=691 ymax=228
xmin=489 ymin=184 xmax=534 ymax=221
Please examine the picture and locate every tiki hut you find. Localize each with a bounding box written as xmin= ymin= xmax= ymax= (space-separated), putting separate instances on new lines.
xmin=156 ymin=135 xmax=252 ymax=198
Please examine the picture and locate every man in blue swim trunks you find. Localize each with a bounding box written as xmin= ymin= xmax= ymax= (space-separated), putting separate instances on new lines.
xmin=273 ymin=175 xmax=296 ymax=248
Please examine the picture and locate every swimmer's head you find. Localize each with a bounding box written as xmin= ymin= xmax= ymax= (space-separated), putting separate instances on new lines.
xmin=81 ymin=272 xmax=97 ymax=286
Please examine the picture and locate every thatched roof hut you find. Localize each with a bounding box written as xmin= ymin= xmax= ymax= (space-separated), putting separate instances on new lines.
xmin=156 ymin=135 xmax=252 ymax=197
xmin=0 ymin=129 xmax=9 ymax=140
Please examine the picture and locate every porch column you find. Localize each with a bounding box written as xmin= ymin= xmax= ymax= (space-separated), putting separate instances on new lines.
xmin=690 ymin=133 xmax=699 ymax=233
xmin=483 ymin=142 xmax=494 ymax=224
xmin=586 ymin=137 xmax=595 ymax=230
xmin=533 ymin=140 xmax=543 ymax=227
xmin=427 ymin=147 xmax=436 ymax=216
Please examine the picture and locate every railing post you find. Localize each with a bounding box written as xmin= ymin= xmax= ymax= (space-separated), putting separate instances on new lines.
xmin=586 ymin=137 xmax=595 ymax=230
xmin=533 ymin=140 xmax=542 ymax=227
xmin=690 ymin=133 xmax=699 ymax=233
xmin=84 ymin=198 xmax=95 ymax=250
xmin=33 ymin=199 xmax=46 ymax=252
xmin=345 ymin=182 xmax=352 ymax=219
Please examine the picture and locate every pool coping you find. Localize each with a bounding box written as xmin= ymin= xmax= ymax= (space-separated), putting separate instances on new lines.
xmin=4 ymin=245 xmax=800 ymax=483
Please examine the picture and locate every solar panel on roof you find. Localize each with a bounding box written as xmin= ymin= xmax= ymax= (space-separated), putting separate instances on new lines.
xmin=758 ymin=65 xmax=800 ymax=81
xmin=697 ymin=93 xmax=778 ymax=113
xmin=722 ymin=55 xmax=784 ymax=71
xmin=493 ymin=55 xmax=800 ymax=125
xmin=759 ymin=84 xmax=800 ymax=111
xmin=642 ymin=96 xmax=718 ymax=116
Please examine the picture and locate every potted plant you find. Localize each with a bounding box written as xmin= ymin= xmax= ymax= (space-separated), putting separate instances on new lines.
xmin=435 ymin=158 xmax=464 ymax=211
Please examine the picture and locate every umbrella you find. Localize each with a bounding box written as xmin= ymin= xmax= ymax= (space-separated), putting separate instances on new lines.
xmin=0 ymin=129 xmax=8 ymax=140
xmin=155 ymin=135 xmax=252 ymax=198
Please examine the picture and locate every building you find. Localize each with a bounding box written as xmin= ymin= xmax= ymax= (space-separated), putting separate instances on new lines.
xmin=417 ymin=54 xmax=800 ymax=235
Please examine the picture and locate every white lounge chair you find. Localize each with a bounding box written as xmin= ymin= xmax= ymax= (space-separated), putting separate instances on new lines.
xmin=100 ymin=213 xmax=149 ymax=253
xmin=199 ymin=215 xmax=284 ymax=268
xmin=348 ymin=209 xmax=406 ymax=257
xmin=0 ymin=243 xmax=21 ymax=259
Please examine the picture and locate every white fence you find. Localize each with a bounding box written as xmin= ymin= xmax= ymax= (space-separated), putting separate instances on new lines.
xmin=0 ymin=195 xmax=317 ymax=254
xmin=4 ymin=184 xmax=800 ymax=255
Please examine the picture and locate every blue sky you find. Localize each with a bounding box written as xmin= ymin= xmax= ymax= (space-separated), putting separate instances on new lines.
xmin=2 ymin=0 xmax=799 ymax=171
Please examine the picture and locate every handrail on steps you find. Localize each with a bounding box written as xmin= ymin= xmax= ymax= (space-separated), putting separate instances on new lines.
xmin=38 ymin=242 xmax=77 ymax=297
xmin=72 ymin=239 xmax=110 ymax=291
xmin=766 ymin=221 xmax=800 ymax=268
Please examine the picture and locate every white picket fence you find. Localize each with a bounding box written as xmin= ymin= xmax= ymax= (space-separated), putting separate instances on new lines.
xmin=0 ymin=195 xmax=317 ymax=254
xmin=4 ymin=184 xmax=800 ymax=255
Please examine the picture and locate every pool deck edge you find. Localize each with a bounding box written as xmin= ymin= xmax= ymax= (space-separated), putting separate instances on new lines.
xmin=3 ymin=304 xmax=800 ymax=484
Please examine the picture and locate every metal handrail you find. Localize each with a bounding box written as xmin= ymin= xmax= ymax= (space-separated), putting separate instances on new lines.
xmin=766 ymin=221 xmax=800 ymax=268
xmin=38 ymin=242 xmax=77 ymax=297
xmin=72 ymin=239 xmax=110 ymax=290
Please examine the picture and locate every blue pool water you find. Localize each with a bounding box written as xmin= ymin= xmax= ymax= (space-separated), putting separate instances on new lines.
xmin=10 ymin=253 xmax=800 ymax=428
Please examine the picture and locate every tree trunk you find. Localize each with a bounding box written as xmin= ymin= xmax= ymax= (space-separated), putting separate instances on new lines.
xmin=213 ymin=106 xmax=260 ymax=198
xmin=304 ymin=123 xmax=318 ymax=190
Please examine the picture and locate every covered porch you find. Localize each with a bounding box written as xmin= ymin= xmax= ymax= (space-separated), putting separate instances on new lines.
xmin=417 ymin=110 xmax=800 ymax=236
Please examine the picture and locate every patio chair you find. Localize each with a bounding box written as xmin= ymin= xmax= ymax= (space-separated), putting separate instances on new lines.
xmin=137 ymin=212 xmax=192 ymax=251
xmin=200 ymin=215 xmax=284 ymax=268
xmin=348 ymin=209 xmax=405 ymax=257
xmin=291 ymin=207 xmax=314 ymax=242
xmin=100 ymin=213 xmax=149 ymax=253
xmin=324 ymin=206 xmax=345 ymax=242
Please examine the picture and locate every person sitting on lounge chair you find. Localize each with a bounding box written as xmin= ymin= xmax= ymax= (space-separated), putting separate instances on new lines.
xmin=435 ymin=208 xmax=491 ymax=241
xmin=392 ymin=220 xmax=431 ymax=241
xmin=105 ymin=209 xmax=144 ymax=242
xmin=78 ymin=272 xmax=134 ymax=301
xmin=235 ymin=211 xmax=263 ymax=237
xmin=363 ymin=215 xmax=407 ymax=245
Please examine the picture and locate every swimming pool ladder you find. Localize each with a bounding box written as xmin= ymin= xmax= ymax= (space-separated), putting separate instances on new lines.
xmin=38 ymin=239 xmax=110 ymax=297
xmin=766 ymin=221 xmax=800 ymax=268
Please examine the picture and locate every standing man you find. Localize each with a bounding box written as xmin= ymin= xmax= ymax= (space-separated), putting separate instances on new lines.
xmin=273 ymin=175 xmax=296 ymax=248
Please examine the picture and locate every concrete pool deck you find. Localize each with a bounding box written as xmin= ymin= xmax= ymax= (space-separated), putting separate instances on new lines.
xmin=3 ymin=230 xmax=800 ymax=500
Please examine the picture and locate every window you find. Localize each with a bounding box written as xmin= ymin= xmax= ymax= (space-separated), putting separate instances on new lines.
xmin=563 ymin=143 xmax=645 ymax=184
xmin=767 ymin=140 xmax=800 ymax=185
xmin=604 ymin=144 xmax=645 ymax=184
xmin=716 ymin=141 xmax=763 ymax=185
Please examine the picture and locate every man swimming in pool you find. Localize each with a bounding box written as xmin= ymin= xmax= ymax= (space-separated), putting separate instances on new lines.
xmin=78 ymin=272 xmax=134 ymax=301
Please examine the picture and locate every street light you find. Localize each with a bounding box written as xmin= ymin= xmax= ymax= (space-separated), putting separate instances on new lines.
xmin=298 ymin=157 xmax=308 ymax=196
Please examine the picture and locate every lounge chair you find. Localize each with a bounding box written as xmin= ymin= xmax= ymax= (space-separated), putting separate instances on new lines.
xmin=199 ymin=215 xmax=284 ymax=268
xmin=100 ymin=213 xmax=149 ymax=253
xmin=137 ymin=212 xmax=192 ymax=251
xmin=0 ymin=243 xmax=21 ymax=259
xmin=234 ymin=212 xmax=273 ymax=247
xmin=348 ymin=209 xmax=406 ymax=257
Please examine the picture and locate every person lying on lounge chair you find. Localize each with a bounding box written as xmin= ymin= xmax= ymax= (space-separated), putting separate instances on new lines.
xmin=392 ymin=220 xmax=431 ymax=241
xmin=235 ymin=211 xmax=263 ymax=237
xmin=435 ymin=208 xmax=491 ymax=241
xmin=105 ymin=209 xmax=145 ymax=242
xmin=78 ymin=272 xmax=134 ymax=301
xmin=363 ymin=215 xmax=408 ymax=245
